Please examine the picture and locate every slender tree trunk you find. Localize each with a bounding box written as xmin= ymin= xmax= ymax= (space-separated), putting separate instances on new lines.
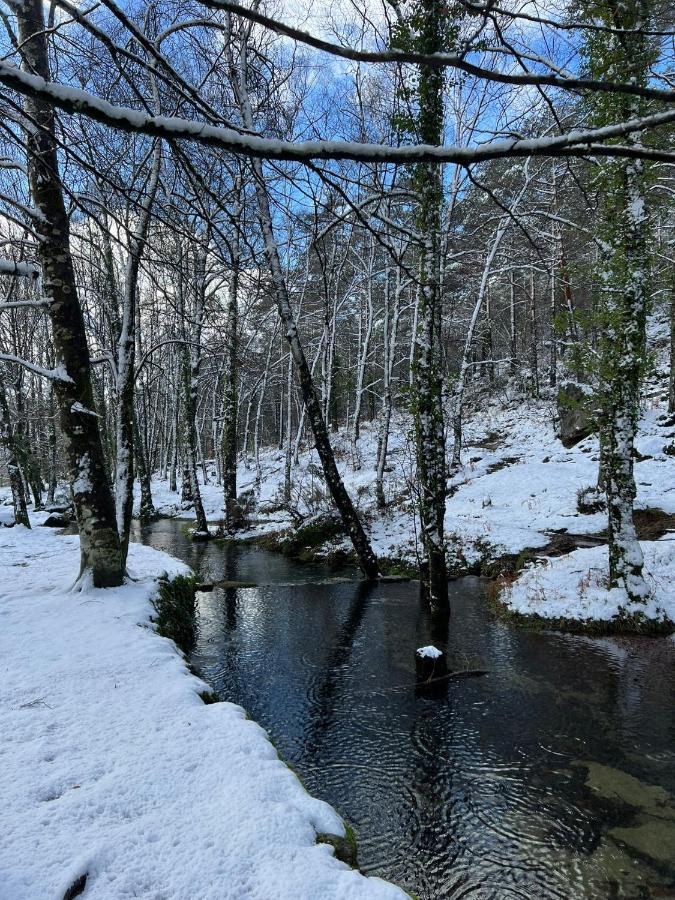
xmin=180 ymin=244 xmax=209 ymax=536
xmin=0 ymin=374 xmax=30 ymax=527
xmin=509 ymin=271 xmax=518 ymax=378
xmin=351 ymin=241 xmax=375 ymax=469
xmin=669 ymin=275 xmax=675 ymax=414
xmin=135 ymin=418 xmax=156 ymax=525
xmin=228 ymin=29 xmax=379 ymax=578
xmin=47 ymin=384 xmax=57 ymax=504
xmin=529 ymin=270 xmax=540 ymax=399
xmin=375 ymin=267 xmax=401 ymax=511
xmin=16 ymin=0 xmax=122 ymax=586
xmin=222 ymin=197 xmax=241 ymax=526
xmin=115 ymin=142 xmax=161 ymax=564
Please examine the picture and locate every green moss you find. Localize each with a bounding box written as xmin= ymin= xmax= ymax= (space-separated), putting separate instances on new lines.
xmin=151 ymin=574 xmax=198 ymax=654
xmin=316 ymin=824 xmax=358 ymax=868
xmin=199 ymin=690 xmax=220 ymax=705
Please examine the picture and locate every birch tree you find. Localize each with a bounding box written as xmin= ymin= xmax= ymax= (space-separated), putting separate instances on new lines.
xmin=586 ymin=0 xmax=658 ymax=604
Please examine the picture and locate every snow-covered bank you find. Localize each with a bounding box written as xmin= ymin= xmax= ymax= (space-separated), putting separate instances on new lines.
xmin=498 ymin=540 xmax=675 ymax=629
xmin=144 ymin=389 xmax=675 ymax=574
xmin=0 ymin=523 xmax=403 ymax=899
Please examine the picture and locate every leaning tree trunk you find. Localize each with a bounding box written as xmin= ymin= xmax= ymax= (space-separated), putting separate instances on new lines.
xmin=230 ymin=27 xmax=379 ymax=579
xmin=0 ymin=374 xmax=30 ymax=528
xmin=16 ymin=0 xmax=122 ymax=586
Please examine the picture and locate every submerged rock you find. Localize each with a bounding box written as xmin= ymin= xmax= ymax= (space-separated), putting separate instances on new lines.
xmin=610 ymin=817 xmax=675 ymax=865
xmin=573 ymin=761 xmax=674 ymax=813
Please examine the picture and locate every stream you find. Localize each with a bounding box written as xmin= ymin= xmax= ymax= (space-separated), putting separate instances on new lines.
xmin=132 ymin=519 xmax=675 ymax=899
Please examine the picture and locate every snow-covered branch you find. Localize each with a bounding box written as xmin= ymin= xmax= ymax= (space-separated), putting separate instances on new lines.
xmin=0 ymin=353 xmax=73 ymax=383
xmin=0 ymin=259 xmax=40 ymax=278
xmin=1 ymin=62 xmax=674 ymax=165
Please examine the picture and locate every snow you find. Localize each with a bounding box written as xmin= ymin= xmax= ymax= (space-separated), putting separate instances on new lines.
xmin=500 ymin=540 xmax=675 ymax=624
xmin=0 ymin=521 xmax=403 ymax=900
xmin=416 ymin=645 xmax=442 ymax=659
xmin=149 ymin=389 xmax=675 ymax=574
xmin=2 ymin=60 xmax=675 ymax=166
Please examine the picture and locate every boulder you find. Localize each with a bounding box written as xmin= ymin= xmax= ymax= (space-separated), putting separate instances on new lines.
xmin=41 ymin=513 xmax=70 ymax=528
xmin=557 ymin=382 xmax=595 ymax=448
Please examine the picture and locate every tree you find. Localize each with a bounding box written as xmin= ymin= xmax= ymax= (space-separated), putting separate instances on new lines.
xmin=13 ymin=0 xmax=123 ymax=587
xmin=585 ymin=0 xmax=658 ymax=604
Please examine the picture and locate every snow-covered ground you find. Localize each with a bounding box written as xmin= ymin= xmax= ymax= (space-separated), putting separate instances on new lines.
xmin=140 ymin=369 xmax=675 ymax=627
xmin=0 ymin=517 xmax=403 ymax=899
xmin=500 ymin=540 xmax=675 ymax=625
xmin=145 ymin=387 xmax=675 ymax=572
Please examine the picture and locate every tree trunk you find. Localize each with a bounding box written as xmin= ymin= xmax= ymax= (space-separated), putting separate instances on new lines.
xmin=115 ymin=142 xmax=161 ymax=564
xmin=230 ymin=27 xmax=379 ymax=579
xmin=16 ymin=0 xmax=123 ymax=586
xmin=0 ymin=374 xmax=30 ymax=528
xmin=590 ymin=0 xmax=652 ymax=604
xmin=409 ymin=0 xmax=449 ymax=609
xmin=222 ymin=206 xmax=240 ymax=526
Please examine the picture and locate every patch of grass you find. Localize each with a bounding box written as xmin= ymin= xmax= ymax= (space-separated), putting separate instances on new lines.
xmin=316 ymin=822 xmax=358 ymax=868
xmin=151 ymin=574 xmax=198 ymax=655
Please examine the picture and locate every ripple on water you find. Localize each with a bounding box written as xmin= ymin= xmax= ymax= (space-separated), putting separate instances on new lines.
xmin=134 ymin=521 xmax=675 ymax=900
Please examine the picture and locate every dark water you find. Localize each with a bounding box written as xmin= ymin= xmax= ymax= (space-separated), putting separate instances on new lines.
xmin=133 ymin=519 xmax=675 ymax=899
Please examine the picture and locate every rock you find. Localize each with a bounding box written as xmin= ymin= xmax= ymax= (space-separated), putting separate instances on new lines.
xmin=45 ymin=503 xmax=73 ymax=514
xmin=316 ymin=831 xmax=358 ymax=868
xmin=573 ymin=761 xmax=675 ymax=815
xmin=557 ymin=382 xmax=595 ymax=448
xmin=41 ymin=513 xmax=70 ymax=528
xmin=610 ymin=818 xmax=675 ymax=865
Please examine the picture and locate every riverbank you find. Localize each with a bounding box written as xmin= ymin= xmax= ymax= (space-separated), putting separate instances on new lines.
xmin=0 ymin=517 xmax=404 ymax=899
xmin=143 ymin=383 xmax=675 ymax=631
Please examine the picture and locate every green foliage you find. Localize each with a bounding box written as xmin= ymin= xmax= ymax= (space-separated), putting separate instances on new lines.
xmin=199 ymin=690 xmax=220 ymax=705
xmin=389 ymin=1 xmax=461 ymax=152
xmin=151 ymin=574 xmax=198 ymax=655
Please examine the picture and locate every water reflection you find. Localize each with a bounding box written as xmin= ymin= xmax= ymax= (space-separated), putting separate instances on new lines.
xmin=133 ymin=520 xmax=675 ymax=899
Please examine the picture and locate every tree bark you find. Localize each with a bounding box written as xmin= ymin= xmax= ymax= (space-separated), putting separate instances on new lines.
xmin=0 ymin=374 xmax=30 ymax=528
xmin=229 ymin=24 xmax=379 ymax=578
xmin=16 ymin=0 xmax=123 ymax=586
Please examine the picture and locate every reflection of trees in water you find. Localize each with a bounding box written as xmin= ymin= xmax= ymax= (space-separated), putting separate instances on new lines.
xmin=301 ymin=580 xmax=376 ymax=759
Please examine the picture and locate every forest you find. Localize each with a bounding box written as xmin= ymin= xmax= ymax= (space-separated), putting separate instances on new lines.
xmin=1 ymin=0 xmax=674 ymax=898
